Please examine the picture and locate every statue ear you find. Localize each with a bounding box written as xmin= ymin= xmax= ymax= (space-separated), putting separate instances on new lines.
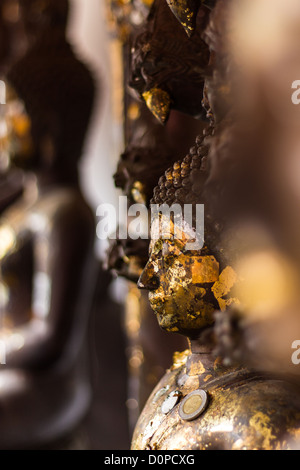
xmin=166 ymin=0 xmax=200 ymax=37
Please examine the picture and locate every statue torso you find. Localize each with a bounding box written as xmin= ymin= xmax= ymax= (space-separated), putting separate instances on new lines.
xmin=132 ymin=351 xmax=300 ymax=450
xmin=0 ymin=186 xmax=95 ymax=448
xmin=0 ymin=186 xmax=94 ymax=321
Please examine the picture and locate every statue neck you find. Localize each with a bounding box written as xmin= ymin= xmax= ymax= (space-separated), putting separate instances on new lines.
xmin=21 ymin=170 xmax=80 ymax=202
xmin=188 ymin=336 xmax=214 ymax=355
xmin=185 ymin=335 xmax=217 ymax=377
xmin=35 ymin=170 xmax=79 ymax=193
xmin=176 ymin=332 xmax=246 ymax=393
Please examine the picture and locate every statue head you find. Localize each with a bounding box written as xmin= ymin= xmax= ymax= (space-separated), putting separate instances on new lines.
xmin=4 ymin=34 xmax=95 ymax=179
xmin=130 ymin=0 xmax=210 ymax=123
xmin=19 ymin=0 xmax=69 ymax=44
xmin=138 ymin=130 xmax=238 ymax=337
xmin=0 ymin=0 xmax=22 ymax=73
xmin=114 ymin=123 xmax=182 ymax=206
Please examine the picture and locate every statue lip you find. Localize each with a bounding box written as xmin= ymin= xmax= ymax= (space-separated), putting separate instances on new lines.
xmin=149 ymin=295 xmax=164 ymax=307
xmin=149 ymin=291 xmax=169 ymax=310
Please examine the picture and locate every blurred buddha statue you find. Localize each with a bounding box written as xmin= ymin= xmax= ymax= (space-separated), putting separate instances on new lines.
xmin=0 ymin=0 xmax=24 ymax=76
xmin=0 ymin=0 xmax=71 ymax=227
xmin=201 ymin=0 xmax=300 ymax=380
xmin=131 ymin=130 xmax=300 ymax=450
xmin=19 ymin=0 xmax=69 ymax=46
xmin=0 ymin=0 xmax=69 ymax=76
xmin=0 ymin=0 xmax=27 ymax=217
xmin=0 ymin=26 xmax=96 ymax=449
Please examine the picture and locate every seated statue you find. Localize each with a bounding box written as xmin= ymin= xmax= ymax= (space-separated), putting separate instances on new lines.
xmin=131 ymin=131 xmax=300 ymax=450
xmin=0 ymin=28 xmax=96 ymax=449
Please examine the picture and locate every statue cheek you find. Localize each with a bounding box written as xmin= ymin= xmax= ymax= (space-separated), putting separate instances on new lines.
xmin=165 ymin=260 xmax=189 ymax=292
xmin=194 ymin=302 xmax=216 ymax=326
xmin=181 ymin=299 xmax=216 ymax=330
xmin=172 ymin=286 xmax=208 ymax=324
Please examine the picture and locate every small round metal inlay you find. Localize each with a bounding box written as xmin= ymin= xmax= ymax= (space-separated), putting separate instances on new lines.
xmin=161 ymin=390 xmax=182 ymax=415
xmin=179 ymin=389 xmax=208 ymax=421
xmin=153 ymin=386 xmax=170 ymax=403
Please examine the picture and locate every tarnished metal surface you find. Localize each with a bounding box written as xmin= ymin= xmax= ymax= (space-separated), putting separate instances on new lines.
xmin=132 ymin=351 xmax=300 ymax=450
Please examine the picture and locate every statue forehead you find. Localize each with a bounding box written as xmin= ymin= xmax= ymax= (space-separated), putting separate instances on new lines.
xmin=150 ymin=214 xmax=196 ymax=252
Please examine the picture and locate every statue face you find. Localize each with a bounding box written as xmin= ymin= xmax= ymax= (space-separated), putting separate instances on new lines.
xmin=20 ymin=0 xmax=69 ymax=41
xmin=138 ymin=215 xmax=238 ymax=335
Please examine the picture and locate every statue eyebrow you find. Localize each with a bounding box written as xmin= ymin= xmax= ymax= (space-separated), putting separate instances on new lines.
xmin=149 ymin=239 xmax=163 ymax=255
xmin=149 ymin=236 xmax=191 ymax=258
xmin=173 ymin=238 xmax=187 ymax=250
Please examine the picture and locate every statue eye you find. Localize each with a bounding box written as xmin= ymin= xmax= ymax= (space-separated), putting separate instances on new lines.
xmin=162 ymin=255 xmax=175 ymax=269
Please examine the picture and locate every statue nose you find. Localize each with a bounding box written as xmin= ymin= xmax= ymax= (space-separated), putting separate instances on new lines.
xmin=137 ymin=262 xmax=160 ymax=291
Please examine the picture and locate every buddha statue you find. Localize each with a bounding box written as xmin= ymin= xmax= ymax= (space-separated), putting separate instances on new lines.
xmin=129 ymin=0 xmax=210 ymax=123
xmin=0 ymin=28 xmax=96 ymax=449
xmin=0 ymin=0 xmax=27 ymax=217
xmin=0 ymin=0 xmax=71 ymax=221
xmin=108 ymin=103 xmax=198 ymax=419
xmin=0 ymin=0 xmax=24 ymax=76
xmin=107 ymin=0 xmax=204 ymax=429
xmin=131 ymin=131 xmax=300 ymax=450
xmin=18 ymin=0 xmax=69 ymax=55
xmin=0 ymin=0 xmax=69 ymax=76
xmin=110 ymin=103 xmax=204 ymax=281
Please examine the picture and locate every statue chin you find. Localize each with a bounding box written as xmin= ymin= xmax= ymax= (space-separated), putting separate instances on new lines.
xmin=155 ymin=312 xmax=179 ymax=333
